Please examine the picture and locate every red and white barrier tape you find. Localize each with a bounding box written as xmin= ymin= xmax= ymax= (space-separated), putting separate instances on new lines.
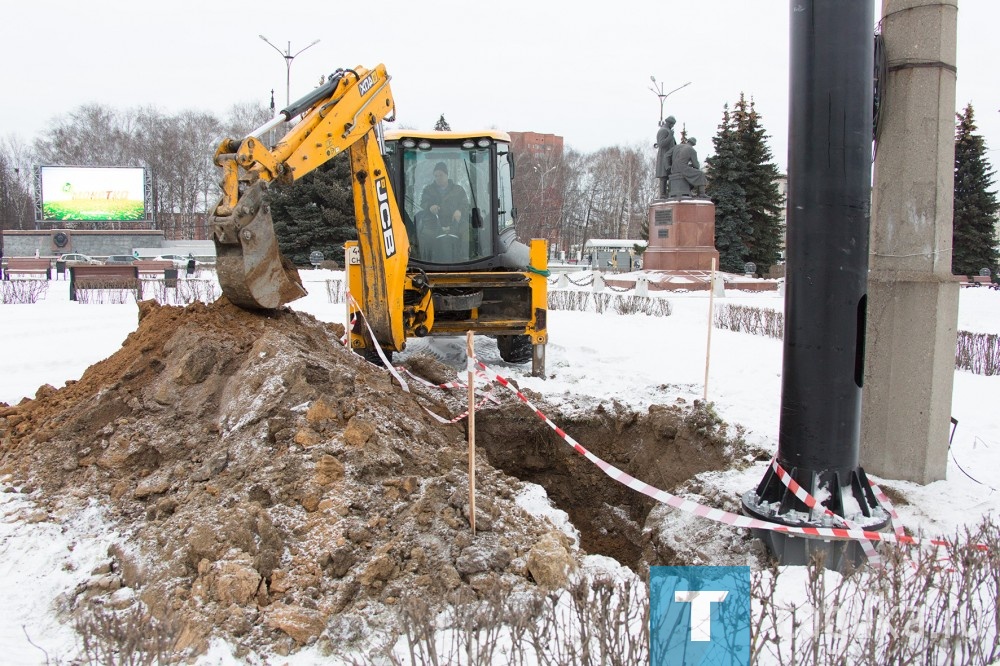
xmin=341 ymin=296 xmax=978 ymax=552
xmin=347 ymin=291 xmax=409 ymax=393
xmin=768 ymin=458 xmax=882 ymax=567
xmin=345 ymin=295 xmax=498 ymax=422
xmin=397 ymin=365 xmax=495 ymax=400
xmin=867 ymin=479 xmax=907 ymax=539
xmin=423 ymin=393 xmax=497 ymax=425
xmin=397 ymin=366 xmax=466 ymax=390
xmin=474 ymin=358 xmax=986 ymax=551
xmin=339 ymin=313 xmax=357 ymax=346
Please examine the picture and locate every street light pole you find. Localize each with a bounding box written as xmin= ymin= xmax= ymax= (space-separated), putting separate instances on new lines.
xmin=649 ymin=76 xmax=692 ymax=123
xmin=259 ymin=35 xmax=321 ymax=108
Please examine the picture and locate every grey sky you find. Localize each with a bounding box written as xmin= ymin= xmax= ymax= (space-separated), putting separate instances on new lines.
xmin=4 ymin=1 xmax=997 ymax=172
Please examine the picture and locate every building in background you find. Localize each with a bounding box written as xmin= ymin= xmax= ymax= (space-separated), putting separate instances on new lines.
xmin=509 ymin=132 xmax=564 ymax=163
xmin=509 ymin=132 xmax=565 ymax=256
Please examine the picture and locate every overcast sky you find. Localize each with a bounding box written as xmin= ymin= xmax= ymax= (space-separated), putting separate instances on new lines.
xmin=4 ymin=1 xmax=998 ymax=172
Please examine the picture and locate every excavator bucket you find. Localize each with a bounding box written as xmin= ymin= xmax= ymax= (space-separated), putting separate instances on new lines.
xmin=212 ymin=180 xmax=306 ymax=310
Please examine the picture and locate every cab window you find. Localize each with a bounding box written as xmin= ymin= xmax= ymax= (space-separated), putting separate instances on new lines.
xmin=398 ymin=146 xmax=494 ymax=265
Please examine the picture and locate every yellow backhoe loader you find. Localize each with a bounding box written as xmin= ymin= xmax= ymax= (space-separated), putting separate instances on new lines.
xmin=208 ymin=64 xmax=548 ymax=376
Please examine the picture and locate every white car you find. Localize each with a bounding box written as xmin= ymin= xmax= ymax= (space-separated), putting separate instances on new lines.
xmin=59 ymin=253 xmax=100 ymax=264
xmin=155 ymin=254 xmax=194 ymax=269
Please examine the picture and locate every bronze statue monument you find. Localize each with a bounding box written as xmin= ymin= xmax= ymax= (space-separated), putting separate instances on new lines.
xmin=667 ymin=136 xmax=708 ymax=198
xmin=654 ymin=116 xmax=677 ymax=199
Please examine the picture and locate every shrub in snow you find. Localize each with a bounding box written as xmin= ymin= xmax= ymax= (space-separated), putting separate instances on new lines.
xmin=0 ymin=279 xmax=49 ymax=304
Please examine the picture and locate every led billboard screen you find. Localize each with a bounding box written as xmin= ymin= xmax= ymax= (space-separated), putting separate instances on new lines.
xmin=39 ymin=166 xmax=147 ymax=222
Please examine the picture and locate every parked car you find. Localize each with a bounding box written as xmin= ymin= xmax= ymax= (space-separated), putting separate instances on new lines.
xmin=154 ymin=254 xmax=192 ymax=269
xmin=59 ymin=253 xmax=100 ymax=265
xmin=104 ymin=255 xmax=136 ymax=265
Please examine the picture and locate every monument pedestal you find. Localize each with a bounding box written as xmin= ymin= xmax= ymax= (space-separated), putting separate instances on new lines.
xmin=643 ymin=199 xmax=719 ymax=271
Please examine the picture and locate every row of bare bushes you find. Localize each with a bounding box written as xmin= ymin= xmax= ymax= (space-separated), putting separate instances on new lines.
xmin=73 ymin=605 xmax=181 ymax=666
xmin=72 ymin=279 xmax=221 ymax=305
xmin=44 ymin=519 xmax=998 ymax=664
xmin=326 ymin=278 xmax=346 ymax=304
xmin=754 ymin=519 xmax=1000 ymax=665
xmin=326 ymin=283 xmax=674 ymax=318
xmin=715 ymin=303 xmax=784 ymax=339
xmin=717 ymin=303 xmax=1000 ymax=376
xmin=139 ymin=279 xmax=221 ymax=306
xmin=548 ymin=290 xmax=673 ymax=317
xmin=72 ymin=279 xmax=141 ymax=304
xmin=0 ymin=279 xmax=48 ymax=304
xmin=364 ymin=577 xmax=649 ymax=666
xmin=955 ymin=331 xmax=1000 ymax=375
xmin=361 ymin=522 xmax=1000 ymax=665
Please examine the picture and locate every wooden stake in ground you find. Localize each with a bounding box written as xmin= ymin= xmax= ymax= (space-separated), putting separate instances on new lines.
xmin=466 ymin=330 xmax=476 ymax=535
xmin=704 ymin=257 xmax=717 ymax=402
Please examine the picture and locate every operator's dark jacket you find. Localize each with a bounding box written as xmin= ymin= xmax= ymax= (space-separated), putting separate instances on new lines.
xmin=420 ymin=180 xmax=470 ymax=226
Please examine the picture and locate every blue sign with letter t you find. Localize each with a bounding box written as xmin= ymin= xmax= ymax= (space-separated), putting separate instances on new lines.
xmin=650 ymin=566 xmax=750 ymax=666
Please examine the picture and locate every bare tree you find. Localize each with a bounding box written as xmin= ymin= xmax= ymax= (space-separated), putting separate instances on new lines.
xmin=223 ymin=100 xmax=274 ymax=139
xmin=33 ymin=104 xmax=139 ymax=167
xmin=28 ymin=103 xmax=238 ymax=239
xmin=548 ymin=145 xmax=653 ymax=262
xmin=19 ymin=101 xmax=660 ymax=251
xmin=555 ymin=149 xmax=592 ymax=259
xmin=0 ymin=135 xmax=36 ymax=234
xmin=512 ymin=148 xmax=567 ymax=249
xmin=134 ymin=109 xmax=223 ymax=238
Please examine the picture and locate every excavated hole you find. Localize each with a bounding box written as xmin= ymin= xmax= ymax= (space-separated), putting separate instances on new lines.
xmin=475 ymin=398 xmax=737 ymax=571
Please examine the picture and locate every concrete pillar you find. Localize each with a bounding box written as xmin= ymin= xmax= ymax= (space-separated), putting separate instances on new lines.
xmin=861 ymin=0 xmax=959 ymax=484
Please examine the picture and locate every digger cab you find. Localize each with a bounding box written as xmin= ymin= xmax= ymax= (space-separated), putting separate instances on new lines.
xmin=383 ymin=130 xmax=527 ymax=272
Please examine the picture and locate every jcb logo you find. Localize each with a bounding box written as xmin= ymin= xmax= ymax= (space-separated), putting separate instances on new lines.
xmin=376 ymin=177 xmax=396 ymax=258
xmin=358 ymin=72 xmax=377 ymax=97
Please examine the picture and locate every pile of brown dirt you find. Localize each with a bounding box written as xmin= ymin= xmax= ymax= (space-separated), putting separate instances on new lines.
xmin=0 ymin=298 xmax=753 ymax=659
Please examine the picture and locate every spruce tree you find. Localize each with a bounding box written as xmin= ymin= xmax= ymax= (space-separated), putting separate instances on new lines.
xmin=705 ymin=105 xmax=751 ymax=272
xmin=952 ymin=103 xmax=999 ymax=278
xmin=269 ymin=153 xmax=357 ymax=266
xmin=434 ymin=114 xmax=451 ymax=131
xmin=733 ymin=94 xmax=784 ymax=275
xmin=635 ymin=215 xmax=649 ymax=257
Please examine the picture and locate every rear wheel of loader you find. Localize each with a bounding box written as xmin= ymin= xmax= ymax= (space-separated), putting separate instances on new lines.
xmin=497 ymin=334 xmax=533 ymax=364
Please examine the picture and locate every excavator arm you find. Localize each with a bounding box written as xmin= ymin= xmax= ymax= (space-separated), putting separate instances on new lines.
xmin=209 ymin=64 xmax=409 ymax=351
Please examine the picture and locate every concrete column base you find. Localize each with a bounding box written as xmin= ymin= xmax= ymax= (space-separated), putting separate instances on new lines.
xmin=861 ymin=271 xmax=959 ymax=484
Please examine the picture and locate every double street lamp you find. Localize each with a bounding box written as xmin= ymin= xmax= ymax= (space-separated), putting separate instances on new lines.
xmin=259 ymin=35 xmax=321 ymax=108
xmin=649 ymin=76 xmax=692 ymax=123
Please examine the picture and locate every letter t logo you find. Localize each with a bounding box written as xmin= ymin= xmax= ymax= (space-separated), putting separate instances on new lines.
xmin=674 ymin=590 xmax=728 ymax=642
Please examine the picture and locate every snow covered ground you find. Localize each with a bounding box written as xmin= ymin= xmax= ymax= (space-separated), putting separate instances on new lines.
xmin=1 ymin=270 xmax=998 ymax=663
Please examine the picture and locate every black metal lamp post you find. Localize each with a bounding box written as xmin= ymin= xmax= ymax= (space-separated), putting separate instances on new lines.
xmin=648 ymin=77 xmax=691 ymax=124
xmin=259 ymin=35 xmax=320 ymax=108
xmin=741 ymin=0 xmax=890 ymax=571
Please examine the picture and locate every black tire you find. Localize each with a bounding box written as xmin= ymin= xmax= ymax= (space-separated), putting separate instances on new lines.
xmin=497 ymin=334 xmax=533 ymax=364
